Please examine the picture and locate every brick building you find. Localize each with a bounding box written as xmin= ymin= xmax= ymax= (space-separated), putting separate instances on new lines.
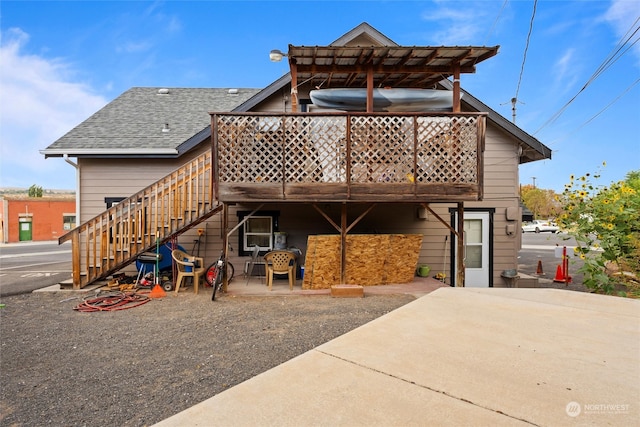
xmin=0 ymin=197 xmax=76 ymax=243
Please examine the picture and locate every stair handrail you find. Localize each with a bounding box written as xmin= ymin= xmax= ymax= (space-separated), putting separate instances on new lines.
xmin=61 ymin=151 xmax=214 ymax=288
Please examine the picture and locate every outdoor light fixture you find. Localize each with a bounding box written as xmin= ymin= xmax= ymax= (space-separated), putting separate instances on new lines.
xmin=269 ymin=49 xmax=287 ymax=62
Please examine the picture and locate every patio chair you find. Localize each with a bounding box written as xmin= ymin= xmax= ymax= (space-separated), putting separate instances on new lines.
xmin=171 ymin=249 xmax=205 ymax=295
xmin=245 ymin=245 xmax=262 ymax=285
xmin=264 ymin=250 xmax=296 ymax=291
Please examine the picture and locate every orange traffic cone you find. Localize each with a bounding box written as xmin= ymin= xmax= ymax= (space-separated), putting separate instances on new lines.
xmin=536 ymin=260 xmax=544 ymax=275
xmin=553 ymin=265 xmax=565 ymax=283
xmin=149 ymin=283 xmax=167 ymax=298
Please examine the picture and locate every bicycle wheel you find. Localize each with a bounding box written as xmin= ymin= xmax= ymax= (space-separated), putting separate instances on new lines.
xmin=205 ymin=263 xmax=218 ymax=287
xmin=227 ymin=262 xmax=235 ymax=282
xmin=211 ymin=267 xmax=224 ymax=301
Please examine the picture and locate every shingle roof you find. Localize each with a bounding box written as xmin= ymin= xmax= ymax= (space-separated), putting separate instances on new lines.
xmin=42 ymin=87 xmax=260 ymax=157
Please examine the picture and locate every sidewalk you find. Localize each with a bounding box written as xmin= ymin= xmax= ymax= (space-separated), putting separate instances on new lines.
xmin=0 ymin=239 xmax=65 ymax=247
xmin=154 ymin=287 xmax=639 ymax=426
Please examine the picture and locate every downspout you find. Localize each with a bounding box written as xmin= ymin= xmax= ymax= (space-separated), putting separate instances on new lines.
xmin=63 ymin=154 xmax=80 ymax=225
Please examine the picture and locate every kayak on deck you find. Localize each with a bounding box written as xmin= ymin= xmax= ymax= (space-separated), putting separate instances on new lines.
xmin=309 ymin=88 xmax=459 ymax=112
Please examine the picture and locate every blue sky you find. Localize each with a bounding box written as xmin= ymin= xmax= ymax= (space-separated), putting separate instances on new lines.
xmin=1 ymin=0 xmax=638 ymax=193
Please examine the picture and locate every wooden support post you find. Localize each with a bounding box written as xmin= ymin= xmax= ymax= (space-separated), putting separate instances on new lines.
xmin=72 ymin=232 xmax=80 ymax=289
xmin=366 ymin=67 xmax=374 ymax=113
xmin=211 ymin=115 xmax=219 ymax=202
xmin=453 ymin=61 xmax=461 ymax=113
xmin=456 ymin=202 xmax=465 ymax=287
xmin=222 ymin=203 xmax=229 ymax=292
xmin=290 ymin=59 xmax=298 ymax=112
xmin=340 ymin=203 xmax=347 ymax=284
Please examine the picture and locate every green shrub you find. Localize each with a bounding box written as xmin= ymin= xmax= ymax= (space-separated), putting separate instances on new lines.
xmin=557 ymin=166 xmax=639 ymax=296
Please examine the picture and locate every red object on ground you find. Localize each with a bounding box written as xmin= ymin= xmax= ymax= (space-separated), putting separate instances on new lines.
xmin=536 ymin=260 xmax=544 ymax=275
xmin=553 ymin=265 xmax=565 ymax=282
xmin=149 ymin=284 xmax=167 ymax=298
xmin=553 ymin=246 xmax=572 ymax=284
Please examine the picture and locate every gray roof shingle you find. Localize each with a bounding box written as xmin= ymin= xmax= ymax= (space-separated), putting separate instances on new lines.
xmin=42 ymin=87 xmax=260 ymax=157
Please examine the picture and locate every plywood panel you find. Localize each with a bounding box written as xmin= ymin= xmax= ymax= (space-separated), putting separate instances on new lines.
xmin=302 ymin=234 xmax=422 ymax=289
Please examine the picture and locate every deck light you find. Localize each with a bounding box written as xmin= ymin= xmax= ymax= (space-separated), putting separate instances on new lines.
xmin=269 ymin=49 xmax=287 ymax=62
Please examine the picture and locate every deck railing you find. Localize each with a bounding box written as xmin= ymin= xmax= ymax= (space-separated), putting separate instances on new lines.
xmin=212 ymin=112 xmax=486 ymax=202
xmin=60 ymin=152 xmax=217 ymax=289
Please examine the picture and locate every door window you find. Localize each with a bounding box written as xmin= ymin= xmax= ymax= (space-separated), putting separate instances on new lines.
xmin=464 ymin=219 xmax=483 ymax=269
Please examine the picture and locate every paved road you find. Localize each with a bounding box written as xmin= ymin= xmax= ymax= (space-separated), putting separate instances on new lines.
xmin=0 ymin=241 xmax=72 ymax=297
xmin=518 ymin=231 xmax=587 ymax=291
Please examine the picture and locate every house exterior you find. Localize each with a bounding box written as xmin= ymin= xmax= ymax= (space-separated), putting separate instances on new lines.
xmin=42 ymin=23 xmax=551 ymax=289
xmin=1 ymin=196 xmax=76 ymax=243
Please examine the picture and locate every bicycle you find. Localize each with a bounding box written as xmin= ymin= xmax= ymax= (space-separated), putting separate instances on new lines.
xmin=204 ymin=251 xmax=235 ymax=301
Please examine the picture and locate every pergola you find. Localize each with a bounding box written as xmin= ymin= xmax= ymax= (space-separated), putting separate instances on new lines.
xmin=275 ymin=44 xmax=500 ymax=287
xmin=281 ymin=44 xmax=499 ymax=113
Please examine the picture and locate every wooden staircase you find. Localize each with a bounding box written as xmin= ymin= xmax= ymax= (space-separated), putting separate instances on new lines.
xmin=61 ymin=151 xmax=220 ymax=289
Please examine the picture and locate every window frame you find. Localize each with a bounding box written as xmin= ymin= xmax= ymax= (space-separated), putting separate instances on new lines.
xmin=62 ymin=213 xmax=76 ymax=230
xmin=236 ymin=210 xmax=280 ymax=256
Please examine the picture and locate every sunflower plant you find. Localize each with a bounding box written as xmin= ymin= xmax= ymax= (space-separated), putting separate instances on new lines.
xmin=556 ymin=166 xmax=640 ymax=296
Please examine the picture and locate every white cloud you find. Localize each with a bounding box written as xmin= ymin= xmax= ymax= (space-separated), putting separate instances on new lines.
xmin=419 ymin=2 xmax=487 ymax=44
xmin=553 ymin=48 xmax=579 ymax=93
xmin=0 ymin=28 xmax=107 ymax=189
xmin=116 ymin=40 xmax=153 ymax=54
xmin=605 ymin=0 xmax=640 ymax=65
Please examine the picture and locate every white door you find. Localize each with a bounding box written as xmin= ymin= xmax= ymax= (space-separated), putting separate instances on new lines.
xmin=455 ymin=211 xmax=491 ymax=287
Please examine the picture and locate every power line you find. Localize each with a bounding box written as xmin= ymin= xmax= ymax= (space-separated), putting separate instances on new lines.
xmin=514 ymin=0 xmax=537 ymax=102
xmin=484 ymin=0 xmax=509 ymax=45
xmin=545 ymin=78 xmax=640 ymax=148
xmin=577 ymin=78 xmax=639 ymax=129
xmin=506 ymin=0 xmax=538 ymax=125
xmin=534 ymin=17 xmax=640 ymax=135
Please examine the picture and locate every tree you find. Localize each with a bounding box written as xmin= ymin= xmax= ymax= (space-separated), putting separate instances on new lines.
xmin=521 ymin=185 xmax=561 ymax=219
xmin=556 ymin=165 xmax=640 ymax=296
xmin=28 ymin=184 xmax=43 ymax=198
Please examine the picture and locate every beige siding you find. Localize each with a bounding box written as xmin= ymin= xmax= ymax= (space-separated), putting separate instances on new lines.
xmin=78 ymin=145 xmax=208 ymax=223
xmin=467 ymin=125 xmax=522 ymax=286
xmin=78 ymin=85 xmax=524 ymax=286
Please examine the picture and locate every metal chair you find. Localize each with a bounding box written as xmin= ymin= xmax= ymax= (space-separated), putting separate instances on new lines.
xmin=246 ymin=245 xmax=262 ymax=285
xmin=171 ymin=249 xmax=205 ymax=295
xmin=264 ymin=250 xmax=296 ymax=290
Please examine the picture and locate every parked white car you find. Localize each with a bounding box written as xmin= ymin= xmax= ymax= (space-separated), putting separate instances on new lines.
xmin=521 ymin=220 xmax=559 ymax=233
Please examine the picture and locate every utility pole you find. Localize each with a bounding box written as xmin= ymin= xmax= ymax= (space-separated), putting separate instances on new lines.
xmin=532 ymin=177 xmax=536 ymax=188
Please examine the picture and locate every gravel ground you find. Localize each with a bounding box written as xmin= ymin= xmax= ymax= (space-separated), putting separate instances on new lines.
xmin=0 ymin=290 xmax=415 ymax=426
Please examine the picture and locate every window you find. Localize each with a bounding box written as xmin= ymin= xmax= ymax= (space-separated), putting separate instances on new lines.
xmin=237 ymin=210 xmax=279 ymax=255
xmin=62 ymin=214 xmax=76 ymax=230
xmin=104 ymin=197 xmax=125 ymax=208
xmin=244 ymin=216 xmax=273 ymax=251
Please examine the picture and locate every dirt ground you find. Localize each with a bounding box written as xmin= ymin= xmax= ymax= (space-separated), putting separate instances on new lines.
xmin=0 ymin=290 xmax=415 ymax=426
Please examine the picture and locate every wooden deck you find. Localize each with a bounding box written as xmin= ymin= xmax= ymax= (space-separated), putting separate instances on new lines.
xmin=212 ymin=112 xmax=486 ymax=203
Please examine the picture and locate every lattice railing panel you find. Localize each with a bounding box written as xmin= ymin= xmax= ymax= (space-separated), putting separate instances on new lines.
xmin=283 ymin=117 xmax=347 ymax=183
xmin=350 ymin=116 xmax=415 ymax=183
xmin=415 ymin=115 xmax=479 ymax=183
xmin=214 ymin=112 xmax=482 ymax=189
xmin=217 ymin=116 xmax=284 ymax=183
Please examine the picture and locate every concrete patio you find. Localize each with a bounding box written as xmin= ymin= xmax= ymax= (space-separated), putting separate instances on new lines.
xmin=154 ymin=287 xmax=639 ymax=426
